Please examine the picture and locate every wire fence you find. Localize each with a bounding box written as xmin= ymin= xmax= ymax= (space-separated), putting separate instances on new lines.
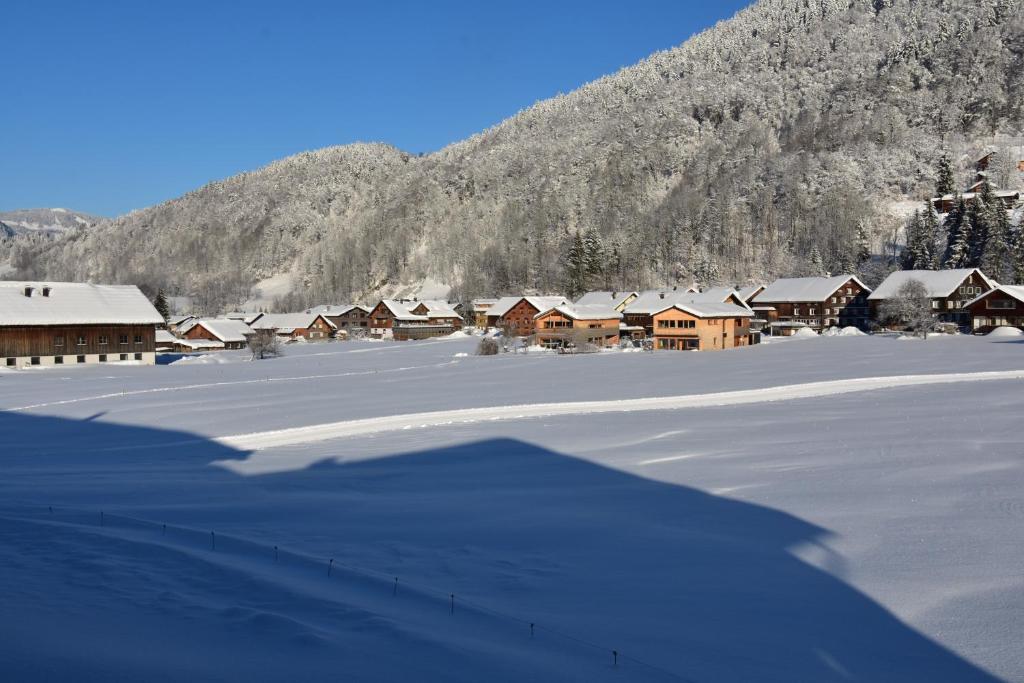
xmin=6 ymin=503 xmax=694 ymax=682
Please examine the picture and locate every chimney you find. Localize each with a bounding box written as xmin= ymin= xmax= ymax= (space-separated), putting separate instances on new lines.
xmin=659 ymin=292 xmax=665 ymax=300
xmin=42 ymin=285 xmax=51 ymax=297
xmin=23 ymin=285 xmax=33 ymax=298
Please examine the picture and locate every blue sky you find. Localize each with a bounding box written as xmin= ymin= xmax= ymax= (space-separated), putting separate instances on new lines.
xmin=1 ymin=1 xmax=749 ymax=216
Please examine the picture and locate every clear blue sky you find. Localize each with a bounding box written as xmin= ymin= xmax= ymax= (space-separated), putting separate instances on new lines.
xmin=1 ymin=1 xmax=749 ymax=217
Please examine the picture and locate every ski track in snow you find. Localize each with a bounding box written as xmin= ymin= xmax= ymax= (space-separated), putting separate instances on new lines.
xmin=5 ymin=360 xmax=460 ymax=412
xmin=217 ymin=370 xmax=1024 ymax=455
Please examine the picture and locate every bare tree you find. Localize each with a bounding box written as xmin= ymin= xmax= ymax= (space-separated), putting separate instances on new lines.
xmin=246 ymin=328 xmax=283 ymax=359
xmin=476 ymin=337 xmax=500 ymax=356
xmin=878 ymin=279 xmax=933 ymax=339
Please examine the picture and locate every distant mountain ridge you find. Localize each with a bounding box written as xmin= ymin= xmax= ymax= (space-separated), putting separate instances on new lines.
xmin=0 ymin=208 xmax=105 ymax=237
xmin=8 ymin=0 xmax=1024 ymax=312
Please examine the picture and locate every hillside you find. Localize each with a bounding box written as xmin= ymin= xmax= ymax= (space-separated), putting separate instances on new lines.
xmin=0 ymin=208 xmax=104 ymax=237
xmin=9 ymin=0 xmax=1024 ymax=311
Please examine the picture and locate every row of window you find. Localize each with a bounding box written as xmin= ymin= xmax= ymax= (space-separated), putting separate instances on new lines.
xmin=958 ymin=285 xmax=984 ymax=296
xmin=53 ymin=334 xmax=144 ymax=347
xmin=5 ymin=353 xmax=145 ymax=367
xmin=658 ymin=319 xmax=697 ymax=329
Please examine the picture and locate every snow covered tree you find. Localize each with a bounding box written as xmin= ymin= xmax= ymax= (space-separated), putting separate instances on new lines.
xmin=808 ymin=246 xmax=826 ymax=276
xmin=153 ymin=289 xmax=170 ymax=323
xmin=879 ymin=279 xmax=933 ymax=339
xmin=920 ymin=202 xmax=941 ymax=269
xmin=855 ymin=221 xmax=872 ymax=265
xmin=245 ymin=328 xmax=282 ymax=360
xmin=942 ymin=197 xmax=971 ymax=268
xmin=562 ymin=231 xmax=589 ymax=298
xmin=935 ymin=154 xmax=956 ymax=197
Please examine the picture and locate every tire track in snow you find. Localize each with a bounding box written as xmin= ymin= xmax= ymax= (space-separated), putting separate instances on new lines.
xmin=217 ymin=370 xmax=1024 ymax=452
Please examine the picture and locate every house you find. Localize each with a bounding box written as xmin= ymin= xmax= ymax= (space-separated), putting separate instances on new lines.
xmin=621 ymin=287 xmax=746 ymax=338
xmin=737 ymin=285 xmax=766 ymax=306
xmin=573 ymin=291 xmax=639 ymax=313
xmin=251 ymin=313 xmax=335 ymax=340
xmin=0 ymin=281 xmax=162 ymax=367
xmin=487 ymin=296 xmax=569 ymax=337
xmin=965 ymin=285 xmax=1024 ymax=333
xmin=534 ymin=303 xmax=622 ymax=349
xmin=650 ymin=302 xmax=754 ymax=351
xmin=223 ymin=311 xmax=265 ymax=325
xmin=869 ymin=268 xmax=994 ymax=326
xmin=752 ymin=275 xmax=872 ymax=334
xmin=307 ymin=304 xmax=371 ymax=336
xmin=368 ymin=300 xmax=464 ymax=340
xmin=167 ymin=314 xmax=196 ymax=333
xmin=180 ymin=318 xmax=253 ymax=350
xmin=468 ymin=299 xmax=499 ymax=328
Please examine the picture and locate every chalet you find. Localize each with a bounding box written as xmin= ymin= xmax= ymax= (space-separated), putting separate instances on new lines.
xmin=0 ymin=281 xmax=162 ymax=367
xmin=534 ymin=303 xmax=622 ymax=349
xmin=621 ymin=287 xmax=745 ymax=338
xmin=651 ymin=302 xmax=753 ymax=351
xmin=308 ymin=304 xmax=371 ymax=336
xmin=224 ymin=311 xmax=265 ymax=325
xmin=752 ymin=275 xmax=871 ymax=334
xmin=468 ymin=299 xmax=499 ymax=328
xmin=167 ymin=314 xmax=196 ymax=333
xmin=251 ymin=313 xmax=335 ymax=340
xmin=180 ymin=318 xmax=252 ymax=350
xmin=869 ymin=268 xmax=994 ymax=326
xmin=737 ymin=285 xmax=765 ymax=306
xmin=965 ymin=285 xmax=1024 ymax=333
xmin=487 ymin=296 xmax=569 ymax=337
xmin=573 ymin=291 xmax=639 ymax=313
xmin=368 ymin=300 xmax=464 ymax=340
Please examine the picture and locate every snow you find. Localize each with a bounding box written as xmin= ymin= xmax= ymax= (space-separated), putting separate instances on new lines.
xmin=792 ymin=326 xmax=819 ymax=337
xmin=244 ymin=273 xmax=294 ymax=311
xmin=1 ymin=336 xmax=1023 ymax=681
xmin=251 ymin=313 xmax=322 ymax=333
xmin=192 ymin=318 xmax=252 ymax=343
xmin=0 ymin=281 xmax=164 ymax=326
xmin=839 ymin=326 xmax=867 ymax=336
xmin=987 ymin=326 xmax=1024 ymax=337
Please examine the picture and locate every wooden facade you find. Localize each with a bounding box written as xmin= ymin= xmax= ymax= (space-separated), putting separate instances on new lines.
xmin=322 ymin=307 xmax=371 ymax=336
xmin=1 ymin=324 xmax=156 ymax=367
xmin=534 ymin=310 xmax=619 ymax=349
xmin=496 ymin=299 xmax=544 ymax=337
xmin=870 ymin=271 xmax=991 ymax=326
xmin=966 ymin=288 xmax=1024 ymax=333
xmin=182 ymin=322 xmax=247 ymax=349
xmin=651 ymin=309 xmax=750 ymax=352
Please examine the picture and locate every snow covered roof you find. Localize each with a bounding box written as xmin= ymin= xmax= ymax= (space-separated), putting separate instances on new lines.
xmin=653 ymin=301 xmax=753 ymax=318
xmin=251 ymin=313 xmax=328 ymax=333
xmin=168 ymin=314 xmax=195 ymax=326
xmin=155 ymin=329 xmax=177 ymax=344
xmin=0 ymin=281 xmax=164 ymax=327
xmin=307 ymin=304 xmax=370 ymax=317
xmin=753 ymin=275 xmax=869 ymax=304
xmin=193 ymin=318 xmax=252 ymax=343
xmin=625 ymin=288 xmax=747 ymax=315
xmin=737 ymin=285 xmax=765 ymax=302
xmin=414 ymin=300 xmax=462 ymax=319
xmin=573 ymin=291 xmax=639 ymax=309
xmin=867 ymin=269 xmax=993 ymax=300
xmin=534 ymin=303 xmax=623 ymax=321
xmin=176 ymin=338 xmax=225 ymax=350
xmin=964 ymin=284 xmax=1024 ymax=308
xmin=469 ymin=298 xmax=499 ymax=311
xmin=488 ymin=296 xmax=569 ymax=319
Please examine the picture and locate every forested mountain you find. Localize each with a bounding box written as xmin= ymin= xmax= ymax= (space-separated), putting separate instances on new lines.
xmin=6 ymin=0 xmax=1024 ymax=312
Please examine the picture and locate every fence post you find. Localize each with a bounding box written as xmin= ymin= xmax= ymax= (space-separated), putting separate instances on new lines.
xmin=393 ymin=577 xmax=398 ymax=596
xmin=210 ymin=531 xmax=215 ymax=550
xmin=612 ymin=650 xmax=618 ymax=667
xmin=274 ymin=545 xmax=279 ymax=562
xmin=450 ymin=593 xmax=454 ymax=615
xmin=328 ymin=559 xmax=334 ymax=577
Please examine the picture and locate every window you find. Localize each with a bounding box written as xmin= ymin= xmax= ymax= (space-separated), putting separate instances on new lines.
xmin=30 ymin=357 xmax=40 ymax=366
xmin=55 ymin=356 xmax=64 ymax=365
xmin=119 ymin=334 xmax=129 ymax=345
xmin=76 ymin=355 xmax=86 ymax=364
xmin=98 ymin=354 xmax=107 ymax=362
xmin=54 ymin=335 xmax=64 ymax=347
xmin=134 ymin=353 xmax=143 ymax=361
xmin=987 ymin=299 xmax=1015 ymax=310
xmin=77 ymin=335 xmax=87 ymax=346
xmin=793 ymin=308 xmax=800 ymax=316
xmin=98 ymin=336 xmax=108 ymax=345
xmin=134 ymin=334 xmax=143 ymax=344
xmin=118 ymin=353 xmax=128 ymax=361
xmin=5 ymin=358 xmax=14 ymax=367
xmin=831 ymin=297 xmax=837 ymax=303
xmin=809 ymin=308 xmax=817 ymax=316
xmin=932 ymin=301 xmax=940 ymax=309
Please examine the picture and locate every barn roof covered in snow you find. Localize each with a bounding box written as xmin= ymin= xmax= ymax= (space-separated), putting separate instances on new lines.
xmin=0 ymin=281 xmax=164 ymax=327
xmin=964 ymin=284 xmax=1024 ymax=308
xmin=193 ymin=318 xmax=252 ymax=343
xmin=573 ymin=291 xmax=639 ymax=309
xmin=867 ymin=269 xmax=993 ymax=300
xmin=252 ymin=313 xmax=331 ymax=333
xmin=652 ymin=301 xmax=754 ymax=318
xmin=307 ymin=304 xmax=370 ymax=317
xmin=487 ymin=296 xmax=570 ymax=319
xmin=535 ymin=303 xmax=623 ymax=321
xmin=753 ymin=275 xmax=869 ymax=303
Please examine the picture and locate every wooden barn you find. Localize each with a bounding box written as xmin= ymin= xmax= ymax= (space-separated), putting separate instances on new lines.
xmin=650 ymin=302 xmax=753 ymax=351
xmin=965 ymin=285 xmax=1024 ymax=333
xmin=753 ymin=275 xmax=871 ymax=334
xmin=0 ymin=281 xmax=162 ymax=368
xmin=534 ymin=303 xmax=622 ymax=349
xmin=180 ymin=318 xmax=252 ymax=350
xmin=486 ymin=296 xmax=569 ymax=336
xmin=251 ymin=313 xmax=335 ymax=340
xmin=868 ymin=268 xmax=993 ymax=327
xmin=368 ymin=300 xmax=464 ymax=340
xmin=307 ymin=304 xmax=371 ymax=336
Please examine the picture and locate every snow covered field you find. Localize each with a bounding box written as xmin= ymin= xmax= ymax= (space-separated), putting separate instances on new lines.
xmin=1 ymin=334 xmax=1023 ymax=681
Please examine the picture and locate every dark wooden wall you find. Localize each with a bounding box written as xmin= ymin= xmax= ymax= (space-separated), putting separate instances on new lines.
xmin=0 ymin=324 xmax=156 ymax=358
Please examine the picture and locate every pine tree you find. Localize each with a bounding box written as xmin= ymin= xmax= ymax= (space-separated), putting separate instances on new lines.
xmin=943 ymin=198 xmax=973 ymax=269
xmin=855 ymin=221 xmax=872 ymax=265
xmin=1013 ymin=227 xmax=1024 ymax=285
xmin=153 ymin=289 xmax=170 ymax=322
xmin=582 ymin=228 xmax=605 ymax=285
xmin=902 ymin=210 xmax=926 ymax=269
xmin=980 ymin=194 xmax=1014 ymax=282
xmin=920 ymin=201 xmax=941 ymax=268
xmin=808 ymin=245 xmax=826 ymax=276
xmin=935 ymin=154 xmax=956 ymax=197
xmin=563 ymin=231 xmax=588 ymax=298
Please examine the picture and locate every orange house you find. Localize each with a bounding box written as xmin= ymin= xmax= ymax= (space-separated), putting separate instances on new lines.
xmin=651 ymin=302 xmax=753 ymax=351
xmin=534 ymin=304 xmax=621 ymax=349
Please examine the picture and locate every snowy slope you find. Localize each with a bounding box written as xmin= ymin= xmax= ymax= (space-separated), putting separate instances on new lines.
xmin=1 ymin=335 xmax=1023 ymax=681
